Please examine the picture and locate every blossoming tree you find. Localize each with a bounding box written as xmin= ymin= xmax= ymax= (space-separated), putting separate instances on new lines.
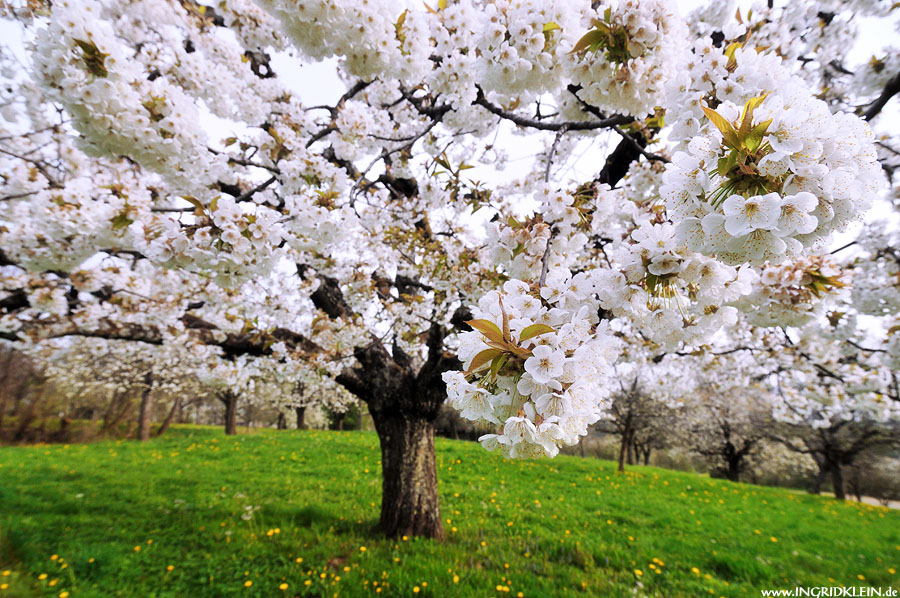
xmin=1 ymin=0 xmax=898 ymax=538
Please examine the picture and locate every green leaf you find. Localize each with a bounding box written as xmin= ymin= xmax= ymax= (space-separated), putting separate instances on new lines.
xmin=738 ymin=92 xmax=770 ymax=138
xmin=182 ymin=196 xmax=205 ymax=213
xmin=465 ymin=348 xmax=502 ymax=375
xmin=542 ymin=22 xmax=560 ymax=33
xmin=111 ymin=212 xmax=134 ymax=231
xmin=395 ymin=9 xmax=408 ymax=45
xmin=465 ymin=319 xmax=505 ymax=345
xmin=571 ymin=28 xmax=606 ymax=55
xmin=489 ymin=353 xmax=509 ymax=383
xmin=716 ymin=150 xmax=740 ymax=178
xmin=745 ymin=118 xmax=772 ymax=153
xmin=518 ymin=323 xmax=556 ymax=343
xmin=223 ymin=137 xmax=238 ymax=147
xmin=74 ymin=38 xmax=109 ymax=78
xmin=700 ymin=103 xmax=740 ymax=149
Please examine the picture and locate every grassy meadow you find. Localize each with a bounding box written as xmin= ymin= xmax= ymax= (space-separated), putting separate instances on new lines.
xmin=0 ymin=426 xmax=898 ymax=597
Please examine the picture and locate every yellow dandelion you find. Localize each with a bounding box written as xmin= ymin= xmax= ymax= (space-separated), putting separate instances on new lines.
xmin=133 ymin=546 xmax=141 ymax=552
xmin=360 ymin=546 xmax=367 ymax=552
xmin=295 ymin=557 xmax=303 ymax=564
xmin=50 ymin=555 xmax=58 ymax=561
xmin=453 ymin=575 xmax=459 ymax=583
xmin=889 ymin=568 xmax=896 ymax=575
xmin=634 ymin=569 xmax=643 ymax=576
xmin=770 ymin=537 xmax=778 ymax=543
xmin=857 ymin=575 xmax=865 ymax=581
xmin=402 ymin=536 xmax=408 ymax=541
xmin=244 ymin=580 xmax=253 ymax=587
xmin=39 ymin=574 xmax=48 ymax=580
xmin=0 ymin=584 xmax=7 ymax=591
xmin=304 ymin=580 xmax=312 ymax=586
xmin=0 ymin=573 xmax=7 ymax=578
xmin=691 ymin=567 xmax=700 ymax=575
xmin=59 ymin=593 xmax=69 ymax=598
xmin=88 ymin=558 xmax=94 ymax=564
xmin=166 ymin=565 xmax=174 ymax=572
xmin=413 ymin=586 xmax=420 ymax=593
xmin=279 ymin=583 xmax=288 ymax=590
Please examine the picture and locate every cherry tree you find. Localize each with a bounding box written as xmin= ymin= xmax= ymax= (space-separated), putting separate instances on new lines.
xmin=1 ymin=0 xmax=898 ymax=539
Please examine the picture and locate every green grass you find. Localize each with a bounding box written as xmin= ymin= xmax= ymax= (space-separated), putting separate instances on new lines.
xmin=0 ymin=426 xmax=897 ymax=598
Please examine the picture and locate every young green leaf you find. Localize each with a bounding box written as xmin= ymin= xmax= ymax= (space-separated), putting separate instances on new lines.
xmin=465 ymin=348 xmax=503 ymax=375
xmin=571 ymin=28 xmax=606 ymax=55
xmin=518 ymin=323 xmax=556 ymax=343
xmin=465 ymin=319 xmax=505 ymax=345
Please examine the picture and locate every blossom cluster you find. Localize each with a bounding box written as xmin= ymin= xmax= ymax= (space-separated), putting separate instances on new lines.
xmin=737 ymin=256 xmax=849 ymax=328
xmin=442 ymin=275 xmax=620 ymax=458
xmin=662 ymin=40 xmax=883 ymax=265
xmin=565 ymin=0 xmax=688 ymax=118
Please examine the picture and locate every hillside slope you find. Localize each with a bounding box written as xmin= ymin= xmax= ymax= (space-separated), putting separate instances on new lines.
xmin=0 ymin=426 xmax=897 ymax=597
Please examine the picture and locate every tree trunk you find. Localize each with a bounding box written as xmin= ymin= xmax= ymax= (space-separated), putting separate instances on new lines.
xmin=276 ymin=412 xmax=287 ymax=430
xmin=295 ymin=406 xmax=306 ymax=430
xmin=371 ymin=411 xmax=445 ymax=541
xmin=831 ymin=464 xmax=846 ymax=500
xmin=0 ymin=349 xmax=16 ymax=429
xmin=221 ymin=391 xmax=238 ymax=435
xmin=156 ymin=395 xmax=182 ymax=438
xmin=626 ymin=437 xmax=634 ymax=465
xmin=617 ymin=427 xmax=630 ymax=473
xmin=137 ymin=373 xmax=154 ymax=442
xmin=333 ymin=411 xmax=345 ymax=431
xmin=243 ymin=402 xmax=253 ymax=429
xmin=642 ymin=448 xmax=651 ymax=466
xmin=810 ymin=462 xmax=829 ymax=494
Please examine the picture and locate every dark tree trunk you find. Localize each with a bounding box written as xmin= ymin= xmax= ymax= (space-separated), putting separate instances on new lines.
xmin=0 ymin=349 xmax=14 ymax=429
xmin=295 ymin=406 xmax=306 ymax=430
xmin=220 ymin=391 xmax=238 ymax=435
xmin=811 ymin=462 xmax=829 ymax=495
xmin=137 ymin=372 xmax=153 ymax=442
xmin=243 ymin=402 xmax=253 ymax=429
xmin=276 ymin=412 xmax=287 ymax=430
xmin=334 ymin=321 xmax=457 ymax=541
xmin=371 ymin=411 xmax=444 ymax=541
xmin=156 ymin=395 xmax=182 ymax=438
xmin=642 ymin=447 xmax=651 ymax=466
xmin=13 ymin=401 xmax=36 ymax=442
xmin=617 ymin=425 xmax=632 ymax=472
xmin=334 ymin=411 xmax=346 ymax=431
xmin=831 ymin=464 xmax=846 ymax=500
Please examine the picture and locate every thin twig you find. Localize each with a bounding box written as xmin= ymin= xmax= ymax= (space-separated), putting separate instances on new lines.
xmin=538 ymin=227 xmax=556 ymax=287
xmin=544 ymin=126 xmax=568 ymax=183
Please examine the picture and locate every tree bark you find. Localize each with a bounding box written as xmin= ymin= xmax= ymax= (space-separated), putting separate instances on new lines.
xmin=617 ymin=425 xmax=632 ymax=472
xmin=371 ymin=411 xmax=444 ymax=541
xmin=155 ymin=395 xmax=182 ymax=437
xmin=221 ymin=391 xmax=238 ymax=435
xmin=137 ymin=372 xmax=153 ymax=442
xmin=831 ymin=463 xmax=846 ymax=500
xmin=333 ymin=411 xmax=345 ymax=431
xmin=295 ymin=406 xmax=306 ymax=430
xmin=276 ymin=412 xmax=287 ymax=430
xmin=243 ymin=402 xmax=253 ymax=429
xmin=811 ymin=462 xmax=829 ymax=494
